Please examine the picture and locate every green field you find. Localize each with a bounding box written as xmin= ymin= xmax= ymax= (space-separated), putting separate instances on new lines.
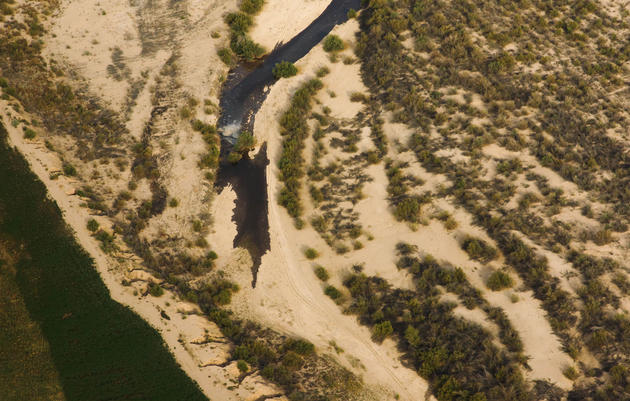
xmin=0 ymin=122 xmax=208 ymax=401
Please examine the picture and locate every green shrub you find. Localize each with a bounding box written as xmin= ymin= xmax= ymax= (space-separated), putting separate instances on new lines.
xmin=371 ymin=321 xmax=393 ymax=343
xmin=148 ymin=282 xmax=164 ymax=297
xmin=272 ymin=61 xmax=298 ymax=79
xmin=462 ymin=237 xmax=498 ymax=262
xmin=240 ymin=0 xmax=264 ymax=14
xmin=314 ymin=265 xmax=329 ymax=281
xmin=225 ymin=12 xmax=252 ymax=34
xmin=237 ymin=360 xmax=249 ymax=373
xmin=227 ymin=151 xmax=242 ymax=164
xmin=394 ymin=198 xmax=421 ymax=222
xmin=324 ymin=285 xmax=342 ymax=301
xmin=347 ymin=8 xmax=357 ymax=19
xmin=62 ymin=162 xmax=77 ymax=176
xmin=486 ymin=270 xmax=514 ymax=291
xmin=218 ymin=47 xmax=234 ymax=66
xmin=23 ymin=127 xmax=36 ymax=139
xmin=562 ymin=366 xmax=579 ymax=380
xmin=169 ymin=198 xmax=179 ymax=207
xmin=230 ymin=34 xmax=265 ymax=61
xmin=86 ymin=218 xmax=99 ymax=232
xmin=316 ymin=66 xmax=330 ymax=77
xmin=234 ymin=131 xmax=256 ymax=153
xmin=323 ymin=35 xmax=344 ymax=52
xmin=304 ymin=248 xmax=318 ymax=259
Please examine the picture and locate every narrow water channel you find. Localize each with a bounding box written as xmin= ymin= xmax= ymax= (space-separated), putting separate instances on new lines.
xmin=216 ymin=0 xmax=361 ymax=287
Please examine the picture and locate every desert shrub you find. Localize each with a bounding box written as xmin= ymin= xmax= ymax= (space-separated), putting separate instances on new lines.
xmin=323 ymin=35 xmax=344 ymax=52
xmin=394 ymin=197 xmax=421 ymax=222
xmin=240 ymin=0 xmax=264 ymax=14
xmin=563 ymin=366 xmax=579 ymax=380
xmin=316 ymin=66 xmax=330 ymax=77
xmin=23 ymin=127 xmax=36 ymax=139
xmin=347 ymin=8 xmax=357 ymax=19
xmin=230 ymin=34 xmax=265 ymax=61
xmin=169 ymin=198 xmax=179 ymax=207
xmin=225 ymin=12 xmax=252 ymax=33
xmin=371 ymin=321 xmax=393 ymax=343
xmin=94 ymin=229 xmax=117 ymax=253
xmin=314 ymin=265 xmax=329 ymax=281
xmin=218 ymin=47 xmax=234 ymax=66
xmin=62 ymin=162 xmax=77 ymax=176
xmin=304 ymin=248 xmax=318 ymax=259
xmin=461 ymin=236 xmax=498 ymax=263
xmin=324 ymin=285 xmax=342 ymax=302
xmin=234 ymin=131 xmax=256 ymax=153
xmin=86 ymin=218 xmax=99 ymax=232
xmin=237 ymin=360 xmax=249 ymax=372
xmin=273 ymin=61 xmax=297 ymax=79
xmin=486 ymin=270 xmax=514 ymax=291
xmin=148 ymin=282 xmax=164 ymax=297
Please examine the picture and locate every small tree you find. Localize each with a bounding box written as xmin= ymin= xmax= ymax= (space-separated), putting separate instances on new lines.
xmin=323 ymin=35 xmax=344 ymax=52
xmin=272 ymin=61 xmax=298 ymax=79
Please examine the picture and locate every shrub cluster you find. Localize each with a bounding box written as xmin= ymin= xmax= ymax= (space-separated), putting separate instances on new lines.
xmin=277 ymin=79 xmax=323 ymax=218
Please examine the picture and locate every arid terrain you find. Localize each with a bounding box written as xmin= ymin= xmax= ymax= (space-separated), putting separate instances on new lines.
xmin=1 ymin=0 xmax=630 ymax=400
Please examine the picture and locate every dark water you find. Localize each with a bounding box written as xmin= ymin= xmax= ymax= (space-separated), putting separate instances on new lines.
xmin=216 ymin=0 xmax=361 ymax=287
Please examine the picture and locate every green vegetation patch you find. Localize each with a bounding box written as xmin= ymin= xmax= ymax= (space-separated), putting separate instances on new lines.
xmin=0 ymin=123 xmax=207 ymax=401
xmin=272 ymin=61 xmax=298 ymax=79
xmin=323 ymin=35 xmax=345 ymax=52
xmin=277 ymin=79 xmax=324 ymax=219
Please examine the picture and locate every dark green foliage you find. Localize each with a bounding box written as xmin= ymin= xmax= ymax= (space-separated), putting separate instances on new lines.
xmin=343 ymin=268 xmax=528 ymax=401
xmin=486 ymin=270 xmax=513 ymax=291
xmin=323 ymin=35 xmax=344 ymax=52
xmin=0 ymin=124 xmax=208 ymax=401
xmin=273 ymin=61 xmax=298 ymax=79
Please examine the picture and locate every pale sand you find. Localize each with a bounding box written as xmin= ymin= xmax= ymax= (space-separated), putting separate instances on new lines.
xmin=249 ymin=0 xmax=332 ymax=51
